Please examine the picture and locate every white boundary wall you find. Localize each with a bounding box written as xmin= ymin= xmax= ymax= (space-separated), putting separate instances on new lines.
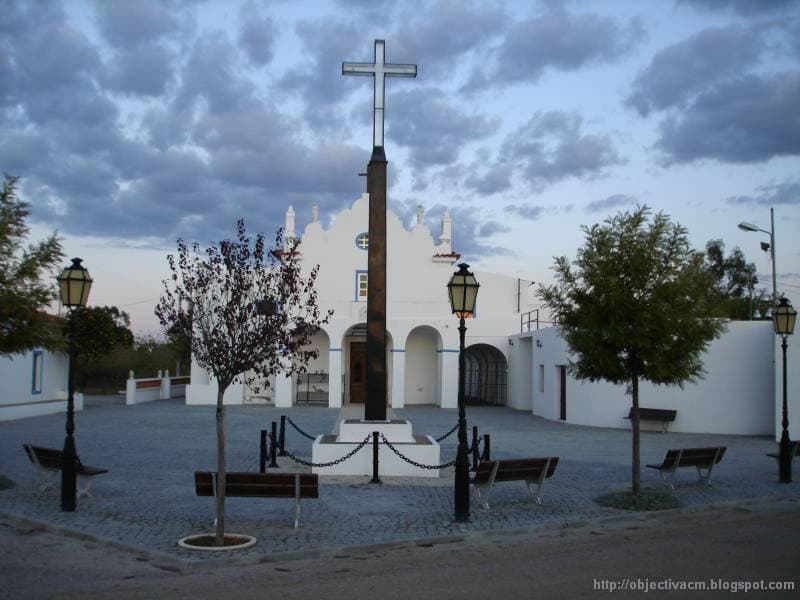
xmin=509 ymin=321 xmax=777 ymax=436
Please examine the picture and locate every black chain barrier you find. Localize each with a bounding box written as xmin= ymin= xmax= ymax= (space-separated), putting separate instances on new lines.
xmin=435 ymin=423 xmax=459 ymax=442
xmin=267 ymin=433 xmax=372 ymax=468
xmin=285 ymin=416 xmax=317 ymax=441
xmin=378 ymin=433 xmax=457 ymax=470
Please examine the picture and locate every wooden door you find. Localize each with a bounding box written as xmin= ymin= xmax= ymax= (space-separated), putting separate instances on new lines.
xmin=558 ymin=366 xmax=567 ymax=421
xmin=349 ymin=342 xmax=367 ymax=404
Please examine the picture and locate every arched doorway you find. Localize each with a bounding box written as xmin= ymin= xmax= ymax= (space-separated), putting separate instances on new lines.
xmin=464 ymin=344 xmax=507 ymax=406
xmin=341 ymin=324 xmax=393 ymax=405
xmin=404 ymin=325 xmax=443 ymax=406
xmin=294 ymin=328 xmax=330 ymax=405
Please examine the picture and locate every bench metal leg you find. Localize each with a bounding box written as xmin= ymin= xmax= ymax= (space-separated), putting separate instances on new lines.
xmin=525 ymin=458 xmax=552 ymax=505
xmin=294 ymin=474 xmax=301 ymax=529
xmin=473 ymin=484 xmax=491 ymax=510
xmin=657 ymin=469 xmax=677 ymax=490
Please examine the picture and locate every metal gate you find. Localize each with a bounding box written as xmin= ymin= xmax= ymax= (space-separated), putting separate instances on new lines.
xmin=464 ymin=344 xmax=507 ymax=406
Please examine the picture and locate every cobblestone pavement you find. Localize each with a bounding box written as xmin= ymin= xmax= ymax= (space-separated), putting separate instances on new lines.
xmin=1 ymin=398 xmax=797 ymax=564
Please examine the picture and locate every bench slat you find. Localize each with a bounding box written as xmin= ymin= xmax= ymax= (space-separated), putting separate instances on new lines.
xmin=194 ymin=471 xmax=319 ymax=499
xmin=24 ymin=445 xmax=108 ymax=476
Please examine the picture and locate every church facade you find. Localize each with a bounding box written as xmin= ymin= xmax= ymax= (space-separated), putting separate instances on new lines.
xmin=187 ymin=194 xmax=526 ymax=409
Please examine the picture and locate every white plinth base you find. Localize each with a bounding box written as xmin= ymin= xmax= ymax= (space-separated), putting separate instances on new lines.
xmin=312 ymin=419 xmax=441 ymax=477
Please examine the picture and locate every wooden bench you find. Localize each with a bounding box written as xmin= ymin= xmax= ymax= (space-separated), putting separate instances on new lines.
xmin=471 ymin=457 xmax=559 ymax=510
xmin=194 ymin=471 xmax=319 ymax=529
xmin=625 ymin=407 xmax=677 ymax=432
xmin=766 ymin=441 xmax=800 ymax=461
xmin=23 ymin=444 xmax=108 ymax=497
xmin=646 ymin=447 xmax=726 ymax=489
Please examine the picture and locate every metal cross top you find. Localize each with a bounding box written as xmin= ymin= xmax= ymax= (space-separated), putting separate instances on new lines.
xmin=343 ymin=39 xmax=417 ymax=148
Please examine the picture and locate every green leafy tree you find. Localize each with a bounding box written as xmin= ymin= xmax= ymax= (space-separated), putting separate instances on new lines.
xmin=0 ymin=175 xmax=64 ymax=354
xmin=156 ymin=220 xmax=330 ymax=546
xmin=704 ymin=239 xmax=769 ymax=320
xmin=67 ymin=306 xmax=135 ymax=390
xmin=538 ymin=206 xmax=725 ymax=494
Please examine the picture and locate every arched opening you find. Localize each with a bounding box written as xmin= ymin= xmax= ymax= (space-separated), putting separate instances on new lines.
xmin=341 ymin=324 xmax=393 ymax=405
xmin=404 ymin=325 xmax=443 ymax=406
xmin=464 ymin=344 xmax=507 ymax=406
xmin=294 ymin=328 xmax=331 ymax=405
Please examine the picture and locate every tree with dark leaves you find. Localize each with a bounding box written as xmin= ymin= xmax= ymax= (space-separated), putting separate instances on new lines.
xmin=0 ymin=175 xmax=64 ymax=355
xmin=538 ymin=206 xmax=725 ymax=495
xmin=704 ymin=239 xmax=768 ymax=320
xmin=156 ymin=220 xmax=330 ymax=546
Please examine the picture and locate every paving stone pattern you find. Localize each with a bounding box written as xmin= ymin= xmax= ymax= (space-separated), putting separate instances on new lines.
xmin=0 ymin=398 xmax=797 ymax=563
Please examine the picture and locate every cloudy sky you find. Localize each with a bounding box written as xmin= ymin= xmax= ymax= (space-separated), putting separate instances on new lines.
xmin=2 ymin=0 xmax=799 ymax=334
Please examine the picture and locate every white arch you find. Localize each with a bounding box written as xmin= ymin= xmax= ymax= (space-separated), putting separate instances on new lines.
xmin=404 ymin=325 xmax=444 ymax=406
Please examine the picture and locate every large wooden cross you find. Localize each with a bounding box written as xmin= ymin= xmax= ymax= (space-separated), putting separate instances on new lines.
xmin=343 ymin=39 xmax=417 ymax=148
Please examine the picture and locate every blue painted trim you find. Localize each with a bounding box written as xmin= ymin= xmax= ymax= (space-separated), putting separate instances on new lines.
xmin=355 ymin=232 xmax=369 ymax=250
xmin=31 ymin=350 xmax=43 ymax=394
xmin=330 ymin=348 xmax=343 ymax=352
xmin=355 ymin=269 xmax=368 ymax=301
xmin=390 ymin=349 xmax=405 ymax=352
xmin=438 ymin=349 xmax=459 ymax=353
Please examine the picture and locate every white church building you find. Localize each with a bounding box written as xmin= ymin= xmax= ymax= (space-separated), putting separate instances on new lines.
xmin=186 ymin=194 xmax=798 ymax=443
xmin=187 ymin=194 xmax=526 ymax=410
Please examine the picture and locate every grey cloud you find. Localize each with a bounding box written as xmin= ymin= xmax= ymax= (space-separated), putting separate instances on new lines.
xmin=465 ymin=165 xmax=513 ymax=195
xmin=94 ymin=1 xmax=183 ymax=49
xmin=656 ymin=72 xmax=800 ymax=164
xmin=677 ymin=0 xmax=798 ymax=15
xmin=280 ymin=21 xmax=365 ymax=131
xmin=465 ymin=7 xmax=644 ymax=90
xmin=389 ymin=87 xmax=500 ymax=169
xmin=501 ymin=111 xmax=624 ymax=189
xmin=585 ymin=194 xmax=637 ymax=213
xmin=504 ymin=204 xmax=545 ymax=220
xmin=238 ymin=1 xmax=277 ymax=66
xmin=177 ymin=31 xmax=258 ymax=115
xmin=627 ymin=25 xmax=766 ymax=116
xmin=478 ymin=221 xmax=511 ymax=237
xmin=726 ymin=180 xmax=800 ymax=205
xmin=105 ymin=43 xmax=176 ymax=97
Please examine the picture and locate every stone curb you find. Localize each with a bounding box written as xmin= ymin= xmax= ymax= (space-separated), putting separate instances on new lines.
xmin=3 ymin=495 xmax=798 ymax=572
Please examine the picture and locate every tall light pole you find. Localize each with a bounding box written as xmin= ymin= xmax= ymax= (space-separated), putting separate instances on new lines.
xmin=738 ymin=207 xmax=777 ymax=315
xmin=773 ymin=297 xmax=796 ymax=483
xmin=447 ymin=263 xmax=479 ymax=522
xmin=56 ymin=258 xmax=93 ymax=511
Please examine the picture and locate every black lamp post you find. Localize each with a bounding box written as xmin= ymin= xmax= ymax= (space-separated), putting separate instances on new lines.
xmin=447 ymin=263 xmax=479 ymax=522
xmin=773 ymin=297 xmax=796 ymax=483
xmin=56 ymin=258 xmax=93 ymax=511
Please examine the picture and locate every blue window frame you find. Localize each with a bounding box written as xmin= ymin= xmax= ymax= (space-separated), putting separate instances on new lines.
xmin=31 ymin=350 xmax=43 ymax=394
xmin=355 ymin=270 xmax=368 ymax=301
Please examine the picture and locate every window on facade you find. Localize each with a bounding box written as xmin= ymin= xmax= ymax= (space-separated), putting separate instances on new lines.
xmin=538 ymin=364 xmax=544 ymax=393
xmin=355 ymin=232 xmax=369 ymax=250
xmin=32 ymin=351 xmax=43 ymax=394
xmin=356 ymin=271 xmax=368 ymax=300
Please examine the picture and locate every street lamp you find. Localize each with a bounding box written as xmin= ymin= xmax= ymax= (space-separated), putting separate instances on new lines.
xmin=447 ymin=263 xmax=479 ymax=522
xmin=56 ymin=258 xmax=93 ymax=511
xmin=773 ymin=297 xmax=796 ymax=483
xmin=738 ymin=208 xmax=776 ymax=315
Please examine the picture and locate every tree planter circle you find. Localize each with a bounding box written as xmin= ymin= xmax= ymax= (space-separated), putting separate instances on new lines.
xmin=178 ymin=533 xmax=256 ymax=551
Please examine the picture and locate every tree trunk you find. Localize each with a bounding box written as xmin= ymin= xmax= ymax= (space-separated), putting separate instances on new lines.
xmin=215 ymin=386 xmax=227 ymax=546
xmin=631 ymin=374 xmax=641 ymax=495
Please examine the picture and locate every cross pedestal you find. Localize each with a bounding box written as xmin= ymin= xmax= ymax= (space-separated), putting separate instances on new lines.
xmin=311 ymin=407 xmax=441 ymax=477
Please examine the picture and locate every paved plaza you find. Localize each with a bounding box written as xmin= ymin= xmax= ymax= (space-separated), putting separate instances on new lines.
xmin=1 ymin=396 xmax=798 ymax=566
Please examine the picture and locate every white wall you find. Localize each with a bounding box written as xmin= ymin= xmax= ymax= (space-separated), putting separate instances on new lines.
xmin=513 ymin=321 xmax=776 ymax=436
xmin=0 ymin=349 xmax=77 ymax=420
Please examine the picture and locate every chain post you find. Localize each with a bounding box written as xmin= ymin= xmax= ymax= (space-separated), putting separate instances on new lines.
xmin=279 ymin=415 xmax=287 ymax=456
xmin=269 ymin=421 xmax=279 ymax=468
xmin=482 ymin=434 xmax=491 ymax=462
xmin=471 ymin=426 xmax=479 ymax=470
xmin=370 ymin=431 xmax=382 ymax=484
xmin=260 ymin=429 xmax=267 ymax=473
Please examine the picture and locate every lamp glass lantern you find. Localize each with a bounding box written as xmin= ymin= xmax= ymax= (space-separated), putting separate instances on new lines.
xmin=773 ymin=297 xmax=797 ymax=336
xmin=57 ymin=258 xmax=93 ymax=308
xmin=448 ymin=263 xmax=480 ymax=319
